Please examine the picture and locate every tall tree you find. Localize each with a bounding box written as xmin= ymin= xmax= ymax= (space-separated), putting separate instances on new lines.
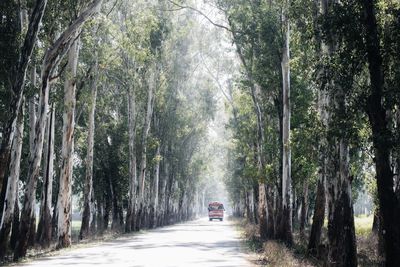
xmin=319 ymin=0 xmax=357 ymax=265
xmin=57 ymin=37 xmax=80 ymax=248
xmin=280 ymin=0 xmax=293 ymax=245
xmin=361 ymin=0 xmax=400 ymax=265
xmin=0 ymin=0 xmax=47 ymax=194
xmin=0 ymin=104 xmax=24 ymax=258
xmin=14 ymin=0 xmax=102 ymax=259
xmin=37 ymin=104 xmax=55 ymax=247
xmin=80 ymin=58 xmax=98 ymax=240
xmin=137 ymin=68 xmax=155 ymax=229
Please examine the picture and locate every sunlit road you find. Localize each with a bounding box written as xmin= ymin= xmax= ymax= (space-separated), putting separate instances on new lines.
xmin=17 ymin=218 xmax=250 ymax=267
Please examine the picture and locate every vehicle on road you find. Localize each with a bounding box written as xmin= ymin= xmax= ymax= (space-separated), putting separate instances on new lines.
xmin=208 ymin=201 xmax=225 ymax=221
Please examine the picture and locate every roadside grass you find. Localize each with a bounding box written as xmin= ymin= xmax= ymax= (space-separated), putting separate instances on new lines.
xmin=235 ymin=218 xmax=317 ymax=266
xmin=235 ymin=215 xmax=381 ymax=267
xmin=2 ymin=220 xmax=127 ymax=266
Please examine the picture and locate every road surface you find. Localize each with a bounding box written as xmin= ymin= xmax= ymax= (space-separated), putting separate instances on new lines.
xmin=17 ymin=218 xmax=251 ymax=267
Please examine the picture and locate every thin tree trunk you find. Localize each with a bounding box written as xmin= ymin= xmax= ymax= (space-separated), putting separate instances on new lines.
xmin=280 ymin=6 xmax=293 ymax=245
xmin=10 ymin=194 xmax=20 ymax=250
xmin=249 ymin=82 xmax=269 ymax=240
xmin=37 ymin=104 xmax=55 ymax=247
xmin=300 ymin=179 xmax=309 ymax=239
xmin=126 ymin=84 xmax=137 ymax=233
xmin=138 ymin=70 xmax=155 ymax=226
xmin=80 ymin=59 xmax=98 ymax=240
xmin=0 ymin=103 xmax=24 ymax=258
xmin=151 ymin=144 xmax=161 ymax=228
xmin=308 ymin=172 xmax=326 ymax=254
xmin=308 ymin=76 xmax=329 ymax=255
xmin=57 ymin=38 xmax=80 ymax=249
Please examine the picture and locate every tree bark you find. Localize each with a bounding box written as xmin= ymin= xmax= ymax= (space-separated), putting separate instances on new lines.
xmin=10 ymin=194 xmax=20 ymax=250
xmin=326 ymin=140 xmax=357 ymax=267
xmin=280 ymin=6 xmax=293 ymax=245
xmin=125 ymin=84 xmax=137 ymax=233
xmin=80 ymin=58 xmax=98 ymax=240
xmin=137 ymin=69 xmax=155 ymax=228
xmin=54 ymin=0 xmax=102 ymax=249
xmin=0 ymin=103 xmax=24 ymax=259
xmin=300 ymin=179 xmax=309 ymax=239
xmin=308 ymin=26 xmax=329 ymax=254
xmin=361 ymin=1 xmax=400 ymax=265
xmin=151 ymin=143 xmax=161 ymax=228
xmin=14 ymin=63 xmax=50 ymax=261
xmin=308 ymin=172 xmax=326 ymax=254
xmin=37 ymin=104 xmax=55 ymax=247
xmin=57 ymin=38 xmax=80 ymax=249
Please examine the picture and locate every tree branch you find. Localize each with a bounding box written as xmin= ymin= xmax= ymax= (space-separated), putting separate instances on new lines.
xmin=167 ymin=0 xmax=233 ymax=33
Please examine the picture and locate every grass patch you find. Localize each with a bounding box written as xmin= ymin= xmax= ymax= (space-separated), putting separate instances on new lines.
xmin=354 ymin=215 xmax=373 ymax=237
xmin=234 ymin=218 xmax=317 ymax=266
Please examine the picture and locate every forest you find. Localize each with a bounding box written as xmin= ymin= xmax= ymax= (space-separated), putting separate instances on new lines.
xmin=0 ymin=0 xmax=399 ymax=266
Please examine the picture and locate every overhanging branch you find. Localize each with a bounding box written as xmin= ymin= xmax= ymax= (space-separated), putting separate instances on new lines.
xmin=167 ymin=0 xmax=233 ymax=33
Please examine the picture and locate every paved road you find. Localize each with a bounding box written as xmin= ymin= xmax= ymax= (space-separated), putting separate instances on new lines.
xmin=17 ymin=218 xmax=250 ymax=267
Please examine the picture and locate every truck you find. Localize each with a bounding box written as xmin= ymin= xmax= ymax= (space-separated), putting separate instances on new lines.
xmin=208 ymin=201 xmax=225 ymax=221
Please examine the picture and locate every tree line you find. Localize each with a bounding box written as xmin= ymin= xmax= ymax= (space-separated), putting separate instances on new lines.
xmin=218 ymin=0 xmax=400 ymax=266
xmin=0 ymin=0 xmax=216 ymax=262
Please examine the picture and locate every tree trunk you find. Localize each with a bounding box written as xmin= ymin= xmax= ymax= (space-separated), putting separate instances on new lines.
xmin=308 ymin=71 xmax=329 ymax=255
xmin=14 ymin=64 xmax=50 ymax=261
xmin=249 ymin=84 xmax=269 ymax=240
xmin=258 ymin=183 xmax=268 ymax=240
xmin=80 ymin=59 xmax=98 ymax=240
xmin=37 ymin=103 xmax=55 ymax=247
xmin=0 ymin=0 xmax=47 ymax=194
xmin=308 ymin=172 xmax=326 ymax=254
xmin=361 ymin=1 xmax=400 ymax=265
xmin=300 ymin=179 xmax=309 ymax=239
xmin=280 ymin=7 xmax=293 ymax=245
xmin=151 ymin=144 xmax=161 ymax=228
xmin=57 ymin=38 xmax=80 ymax=249
xmin=326 ymin=140 xmax=357 ymax=267
xmin=138 ymin=70 xmax=155 ymax=227
xmin=125 ymin=84 xmax=137 ymax=233
xmin=0 ymin=103 xmax=24 ymax=259
xmin=27 ymin=88 xmax=37 ymax=250
xmin=10 ymin=194 xmax=20 ymax=250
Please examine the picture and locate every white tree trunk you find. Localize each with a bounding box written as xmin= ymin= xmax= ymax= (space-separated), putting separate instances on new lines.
xmin=281 ymin=7 xmax=293 ymax=244
xmin=151 ymin=144 xmax=161 ymax=228
xmin=14 ymin=63 xmax=49 ymax=260
xmin=126 ymin=84 xmax=137 ymax=232
xmin=37 ymin=103 xmax=55 ymax=247
xmin=57 ymin=38 xmax=80 ymax=248
xmin=138 ymin=70 xmax=155 ymax=215
xmin=0 ymin=103 xmax=24 ymax=257
xmin=80 ymin=59 xmax=98 ymax=239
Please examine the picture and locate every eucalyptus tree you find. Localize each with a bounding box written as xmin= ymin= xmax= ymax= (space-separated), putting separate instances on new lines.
xmin=359 ymin=1 xmax=400 ymax=264
xmin=14 ymin=0 xmax=102 ymax=259
xmin=0 ymin=106 xmax=24 ymax=258
xmin=0 ymin=0 xmax=47 ymax=196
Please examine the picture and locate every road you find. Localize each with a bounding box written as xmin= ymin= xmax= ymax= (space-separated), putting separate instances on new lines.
xmin=17 ymin=218 xmax=251 ymax=267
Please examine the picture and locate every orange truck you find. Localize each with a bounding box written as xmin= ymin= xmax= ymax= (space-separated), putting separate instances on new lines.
xmin=208 ymin=201 xmax=225 ymax=221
